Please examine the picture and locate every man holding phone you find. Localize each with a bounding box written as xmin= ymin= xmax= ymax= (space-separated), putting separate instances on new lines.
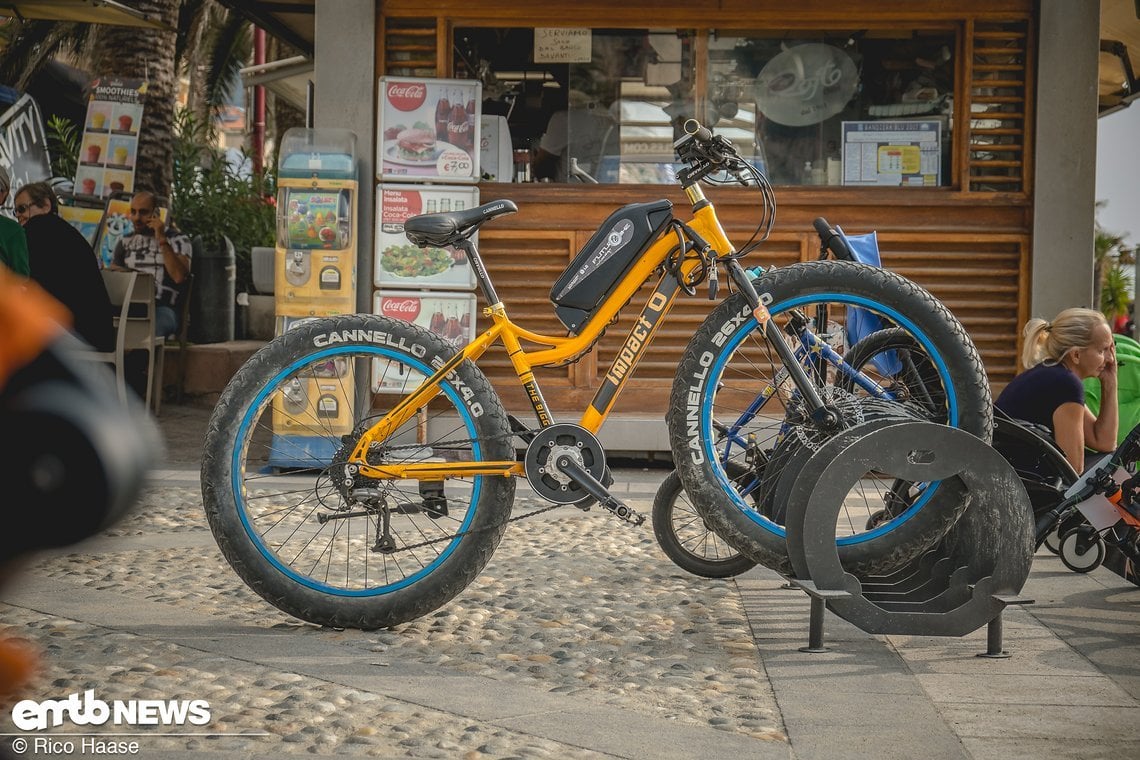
xmin=110 ymin=191 xmax=192 ymax=337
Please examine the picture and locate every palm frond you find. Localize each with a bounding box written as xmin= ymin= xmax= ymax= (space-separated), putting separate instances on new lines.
xmin=203 ymin=15 xmax=250 ymax=113
xmin=0 ymin=21 xmax=87 ymax=90
xmin=175 ymin=0 xmax=215 ymax=71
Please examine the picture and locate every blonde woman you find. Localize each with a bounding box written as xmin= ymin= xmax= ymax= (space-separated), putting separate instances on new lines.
xmin=995 ymin=308 xmax=1117 ymax=472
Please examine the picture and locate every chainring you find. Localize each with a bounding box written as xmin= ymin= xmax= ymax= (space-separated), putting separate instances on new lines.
xmin=524 ymin=423 xmax=608 ymax=504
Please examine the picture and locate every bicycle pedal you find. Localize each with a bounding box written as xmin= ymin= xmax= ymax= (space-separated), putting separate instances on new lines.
xmin=600 ymin=497 xmax=645 ymax=526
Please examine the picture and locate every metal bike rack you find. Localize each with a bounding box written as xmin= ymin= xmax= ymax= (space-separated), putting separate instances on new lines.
xmin=780 ymin=421 xmax=1035 ymax=656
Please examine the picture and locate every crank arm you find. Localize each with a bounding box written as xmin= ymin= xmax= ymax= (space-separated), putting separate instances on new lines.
xmin=556 ymin=456 xmax=644 ymax=525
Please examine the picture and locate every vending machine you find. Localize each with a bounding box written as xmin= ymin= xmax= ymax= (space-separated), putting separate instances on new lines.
xmin=275 ymin=128 xmax=358 ymax=317
xmin=271 ymin=128 xmax=358 ymax=467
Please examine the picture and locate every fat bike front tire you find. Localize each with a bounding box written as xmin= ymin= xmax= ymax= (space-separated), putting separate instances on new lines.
xmin=666 ymin=260 xmax=992 ymax=577
xmin=201 ymin=314 xmax=516 ymax=629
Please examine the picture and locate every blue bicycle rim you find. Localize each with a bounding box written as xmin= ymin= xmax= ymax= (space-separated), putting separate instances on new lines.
xmin=704 ymin=293 xmax=959 ymax=545
xmin=230 ymin=344 xmax=484 ymax=596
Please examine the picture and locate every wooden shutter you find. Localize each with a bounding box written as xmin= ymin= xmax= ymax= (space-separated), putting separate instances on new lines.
xmin=878 ymin=234 xmax=1026 ymax=387
xmin=382 ymin=18 xmax=438 ymax=77
xmin=966 ymin=19 xmax=1033 ymax=193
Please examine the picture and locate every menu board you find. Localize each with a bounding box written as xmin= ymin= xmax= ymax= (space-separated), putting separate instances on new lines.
xmin=59 ymin=204 xmax=106 ymax=249
xmin=372 ymin=290 xmax=478 ymax=393
xmin=75 ymin=77 xmax=146 ymax=198
xmin=841 ymin=120 xmax=942 ymax=187
xmin=375 ymin=184 xmax=479 ymax=290
xmin=377 ymin=77 xmax=481 ymax=183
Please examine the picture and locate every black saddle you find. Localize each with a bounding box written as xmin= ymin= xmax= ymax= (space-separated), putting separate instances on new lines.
xmin=403 ymin=199 xmax=518 ymax=248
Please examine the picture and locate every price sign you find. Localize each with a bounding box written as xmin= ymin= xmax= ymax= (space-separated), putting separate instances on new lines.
xmin=437 ymin=150 xmax=474 ymax=178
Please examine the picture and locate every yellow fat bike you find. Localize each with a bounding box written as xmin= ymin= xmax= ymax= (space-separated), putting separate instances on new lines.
xmin=202 ymin=122 xmax=991 ymax=629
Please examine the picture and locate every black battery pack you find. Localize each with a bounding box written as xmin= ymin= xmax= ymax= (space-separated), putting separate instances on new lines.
xmin=550 ymin=199 xmax=673 ymax=334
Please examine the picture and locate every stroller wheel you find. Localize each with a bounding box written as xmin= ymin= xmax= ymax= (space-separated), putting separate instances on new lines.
xmin=865 ymin=509 xmax=889 ymax=531
xmin=1043 ymin=525 xmax=1063 ymax=555
xmin=1059 ymin=526 xmax=1105 ymax=573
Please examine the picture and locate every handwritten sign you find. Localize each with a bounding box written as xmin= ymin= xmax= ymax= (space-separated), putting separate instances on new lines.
xmin=534 ymin=28 xmax=592 ymax=63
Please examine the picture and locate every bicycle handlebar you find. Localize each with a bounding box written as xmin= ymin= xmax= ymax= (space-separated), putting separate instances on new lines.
xmin=684 ymin=119 xmax=714 ymax=143
xmin=812 ymin=217 xmax=855 ymax=262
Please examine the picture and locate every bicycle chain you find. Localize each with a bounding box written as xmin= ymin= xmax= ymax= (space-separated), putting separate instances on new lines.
xmin=392 ymin=501 xmax=567 ymax=552
xmin=351 ymin=431 xmax=644 ymax=556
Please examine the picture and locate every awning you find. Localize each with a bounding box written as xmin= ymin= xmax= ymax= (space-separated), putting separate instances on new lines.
xmin=214 ymin=0 xmax=314 ymax=56
xmin=240 ymin=55 xmax=313 ymax=111
xmin=1100 ymin=0 xmax=1140 ymax=115
xmin=0 ymin=0 xmax=172 ymax=30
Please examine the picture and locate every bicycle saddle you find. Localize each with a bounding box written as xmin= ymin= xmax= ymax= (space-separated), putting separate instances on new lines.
xmin=404 ymin=199 xmax=518 ymax=248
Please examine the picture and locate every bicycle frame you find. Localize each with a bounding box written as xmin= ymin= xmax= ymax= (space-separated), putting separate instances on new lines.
xmin=350 ymin=185 xmax=735 ymax=482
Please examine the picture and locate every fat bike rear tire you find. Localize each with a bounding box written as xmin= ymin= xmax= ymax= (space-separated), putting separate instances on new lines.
xmin=201 ymin=314 xmax=515 ymax=629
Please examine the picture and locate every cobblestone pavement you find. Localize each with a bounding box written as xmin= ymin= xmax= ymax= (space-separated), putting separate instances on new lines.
xmin=0 ymin=402 xmax=1137 ymax=759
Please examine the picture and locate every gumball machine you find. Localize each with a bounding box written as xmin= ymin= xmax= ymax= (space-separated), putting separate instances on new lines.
xmin=270 ymin=128 xmax=359 ymax=467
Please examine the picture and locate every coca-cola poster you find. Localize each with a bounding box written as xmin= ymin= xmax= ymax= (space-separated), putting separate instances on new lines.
xmin=377 ymin=77 xmax=481 ymax=183
xmin=375 ymin=183 xmax=479 ymax=290
xmin=372 ymin=290 xmax=478 ymax=393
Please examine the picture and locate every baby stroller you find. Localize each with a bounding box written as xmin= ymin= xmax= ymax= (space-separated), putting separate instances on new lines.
xmin=1031 ymin=419 xmax=1140 ymax=585
xmin=1038 ymin=332 xmax=1140 ymax=582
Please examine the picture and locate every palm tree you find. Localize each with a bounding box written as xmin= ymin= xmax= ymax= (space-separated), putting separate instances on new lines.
xmin=0 ymin=1 xmax=253 ymax=196
xmin=1094 ymin=201 xmax=1136 ymax=320
xmin=88 ymin=0 xmax=182 ymax=196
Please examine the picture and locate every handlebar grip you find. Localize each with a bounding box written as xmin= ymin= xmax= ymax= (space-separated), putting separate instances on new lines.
xmin=812 ymin=217 xmax=855 ymax=262
xmin=683 ymin=118 xmax=713 ymax=142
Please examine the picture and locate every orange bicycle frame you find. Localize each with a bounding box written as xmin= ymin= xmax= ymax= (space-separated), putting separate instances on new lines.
xmin=352 ymin=186 xmax=735 ymax=481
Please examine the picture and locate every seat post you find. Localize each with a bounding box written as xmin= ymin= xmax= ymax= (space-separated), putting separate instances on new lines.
xmin=457 ymin=239 xmax=500 ymax=306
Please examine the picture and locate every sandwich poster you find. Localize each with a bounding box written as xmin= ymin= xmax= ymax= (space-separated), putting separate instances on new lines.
xmin=377 ymin=77 xmax=481 ymax=183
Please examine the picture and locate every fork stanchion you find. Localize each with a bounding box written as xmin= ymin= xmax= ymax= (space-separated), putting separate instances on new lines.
xmin=780 ymin=420 xmax=1035 ymax=654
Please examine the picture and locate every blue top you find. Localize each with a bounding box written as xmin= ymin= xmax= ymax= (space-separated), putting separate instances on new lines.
xmin=995 ymin=362 xmax=1085 ymax=433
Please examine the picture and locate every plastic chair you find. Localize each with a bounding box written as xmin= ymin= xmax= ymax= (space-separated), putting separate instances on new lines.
xmin=72 ymin=269 xmax=138 ymax=407
xmin=173 ymin=271 xmax=194 ymax=404
xmin=121 ymin=271 xmax=166 ymax=415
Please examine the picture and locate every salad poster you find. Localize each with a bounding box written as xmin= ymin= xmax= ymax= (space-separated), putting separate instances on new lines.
xmin=375 ymin=184 xmax=479 ymax=290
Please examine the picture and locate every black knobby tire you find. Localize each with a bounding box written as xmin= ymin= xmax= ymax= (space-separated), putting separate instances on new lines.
xmin=666 ymin=260 xmax=992 ymax=576
xmin=839 ymin=327 xmax=946 ymax=418
xmin=201 ymin=314 xmax=516 ymax=629
xmin=652 ymin=466 xmax=757 ymax=578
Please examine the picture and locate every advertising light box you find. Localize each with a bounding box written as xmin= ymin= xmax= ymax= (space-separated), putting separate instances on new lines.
xmin=375 ymin=184 xmax=479 ymax=290
xmin=377 ymin=77 xmax=481 ymax=183
xmin=372 ymin=290 xmax=478 ymax=393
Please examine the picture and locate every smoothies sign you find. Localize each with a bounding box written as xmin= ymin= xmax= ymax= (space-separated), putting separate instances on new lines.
xmin=377 ymin=77 xmax=481 ymax=183
xmin=75 ymin=77 xmax=146 ymax=198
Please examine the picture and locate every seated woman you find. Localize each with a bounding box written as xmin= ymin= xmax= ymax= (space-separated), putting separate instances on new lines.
xmin=996 ymin=308 xmax=1117 ymax=473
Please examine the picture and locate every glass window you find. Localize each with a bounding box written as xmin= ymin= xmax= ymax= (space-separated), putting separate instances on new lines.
xmin=453 ymin=26 xmax=955 ymax=187
xmin=715 ymin=29 xmax=955 ymax=187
